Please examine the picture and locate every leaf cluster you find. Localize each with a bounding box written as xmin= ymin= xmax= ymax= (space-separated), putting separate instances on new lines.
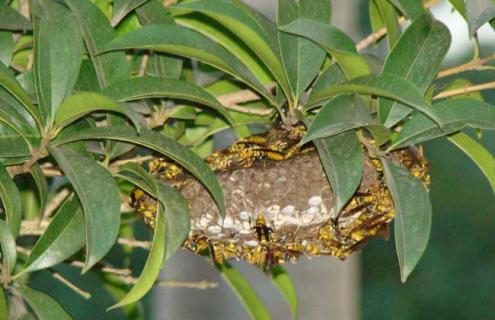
xmin=0 ymin=0 xmax=494 ymax=318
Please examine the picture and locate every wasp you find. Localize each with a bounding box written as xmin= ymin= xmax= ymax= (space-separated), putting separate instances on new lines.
xmin=209 ymin=241 xmax=225 ymax=265
xmin=253 ymin=214 xmax=273 ymax=245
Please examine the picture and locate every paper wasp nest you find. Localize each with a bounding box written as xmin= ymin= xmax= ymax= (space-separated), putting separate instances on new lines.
xmin=132 ymin=126 xmax=429 ymax=270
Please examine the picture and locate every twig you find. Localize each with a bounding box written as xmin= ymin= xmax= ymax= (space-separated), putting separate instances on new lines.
xmin=355 ymin=0 xmax=441 ymax=52
xmin=117 ymin=237 xmax=151 ymax=250
xmin=437 ymin=54 xmax=495 ymax=79
xmin=19 ymin=220 xmax=153 ymax=250
xmin=110 ymin=155 xmax=155 ymax=169
xmin=69 ymin=260 xmax=132 ymax=277
xmin=50 ymin=270 xmax=92 ymax=299
xmin=118 ymin=275 xmax=218 ymax=289
xmin=216 ymin=85 xmax=275 ymax=116
xmin=433 ymin=81 xmax=495 ymax=100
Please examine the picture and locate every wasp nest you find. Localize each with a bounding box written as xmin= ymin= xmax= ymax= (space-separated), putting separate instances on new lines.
xmin=132 ymin=126 xmax=429 ymax=270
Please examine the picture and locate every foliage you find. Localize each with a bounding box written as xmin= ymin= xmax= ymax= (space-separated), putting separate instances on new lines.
xmin=0 ymin=0 xmax=493 ymax=318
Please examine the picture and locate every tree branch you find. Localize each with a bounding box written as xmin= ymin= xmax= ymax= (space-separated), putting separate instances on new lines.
xmin=436 ymin=53 xmax=495 ymax=79
xmin=433 ymin=81 xmax=495 ymax=100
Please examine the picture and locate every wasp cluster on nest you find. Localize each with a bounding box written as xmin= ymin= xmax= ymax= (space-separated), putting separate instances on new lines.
xmin=131 ymin=124 xmax=430 ymax=270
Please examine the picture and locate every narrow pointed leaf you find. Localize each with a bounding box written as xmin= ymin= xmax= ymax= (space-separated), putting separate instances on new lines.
xmin=0 ymin=219 xmax=17 ymax=274
xmin=175 ymin=14 xmax=272 ymax=84
xmin=0 ymin=124 xmax=31 ymax=157
xmin=370 ymin=0 xmax=400 ymax=48
xmin=17 ymin=286 xmax=72 ymax=320
xmin=390 ymin=99 xmax=495 ymax=149
xmin=0 ymin=162 xmax=21 ymax=236
xmin=101 ymin=77 xmax=233 ymax=123
xmin=47 ymin=145 xmax=121 ymax=271
xmin=103 ymin=24 xmax=272 ymax=101
xmin=0 ymin=31 xmax=14 ymax=66
xmin=54 ymin=92 xmax=139 ymax=131
xmin=112 ymin=0 xmax=149 ymax=27
xmin=0 ymin=5 xmax=32 ymax=30
xmin=64 ymin=0 xmax=129 ymax=88
xmin=29 ymin=165 xmax=48 ymax=217
xmin=378 ymin=14 xmax=451 ymax=127
xmin=20 ymin=194 xmax=85 ymax=274
xmin=301 ymin=95 xmax=373 ymax=144
xmin=307 ymin=73 xmax=442 ymax=125
xmin=447 ymin=132 xmax=495 ymax=194
xmin=32 ymin=1 xmax=84 ymax=125
xmin=0 ymin=62 xmax=42 ymax=129
xmin=280 ymin=18 xmax=371 ymax=79
xmin=53 ymin=126 xmax=225 ymax=216
xmin=109 ymin=206 xmax=165 ymax=310
xmin=173 ymin=0 xmax=292 ymax=99
xmin=381 ymin=157 xmax=431 ymax=283
xmin=271 ymin=265 xmax=298 ymax=319
xmin=277 ymin=0 xmax=330 ymax=99
xmin=217 ymin=262 xmax=271 ymax=320
xmin=315 ymin=131 xmax=364 ymax=217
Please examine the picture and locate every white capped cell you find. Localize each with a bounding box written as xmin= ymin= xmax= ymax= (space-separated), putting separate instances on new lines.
xmin=242 ymin=221 xmax=251 ymax=230
xmin=239 ymin=229 xmax=252 ymax=235
xmin=302 ymin=213 xmax=314 ymax=224
xmin=207 ymin=225 xmax=222 ymax=234
xmin=281 ymin=205 xmax=296 ymax=215
xmin=306 ymin=206 xmax=320 ymax=215
xmin=223 ymin=216 xmax=234 ymax=228
xmin=239 ymin=211 xmax=250 ymax=220
xmin=308 ymin=196 xmax=322 ymax=207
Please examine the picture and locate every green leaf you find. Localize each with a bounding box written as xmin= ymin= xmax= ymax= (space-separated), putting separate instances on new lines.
xmin=0 ymin=162 xmax=21 ymax=236
xmin=101 ymin=77 xmax=233 ymax=124
xmin=301 ymin=95 xmax=373 ymax=144
xmin=47 ymin=145 xmax=121 ymax=271
xmin=64 ymin=0 xmax=130 ymax=88
xmin=388 ymin=0 xmax=425 ymax=20
xmin=277 ymin=0 xmax=330 ymax=100
xmin=307 ymin=73 xmax=442 ymax=125
xmin=0 ymin=124 xmax=31 ymax=157
xmin=0 ymin=288 xmax=7 ymax=320
xmin=103 ymin=24 xmax=272 ymax=103
xmin=54 ymin=92 xmax=139 ymax=132
xmin=31 ymin=1 xmax=84 ymax=126
xmin=119 ymin=163 xmax=191 ymax=262
xmin=380 ymin=157 xmax=431 ymax=283
xmin=378 ymin=14 xmax=451 ymax=127
xmin=112 ymin=0 xmax=149 ymax=27
xmin=466 ymin=0 xmax=495 ymax=35
xmin=53 ymin=126 xmax=226 ymax=217
xmin=370 ymin=0 xmax=400 ymax=48
xmin=175 ymin=13 xmax=272 ymax=84
xmin=447 ymin=132 xmax=495 ymax=194
xmin=315 ymin=131 xmax=364 ymax=217
xmin=29 ymin=165 xmax=48 ymax=217
xmin=0 ymin=122 xmax=34 ymax=158
xmin=271 ymin=265 xmax=298 ymax=319
xmin=157 ymin=183 xmax=190 ymax=262
xmin=0 ymin=61 xmax=42 ymax=130
xmin=0 ymin=31 xmax=14 ymax=66
xmin=0 ymin=5 xmax=32 ymax=30
xmin=172 ymin=0 xmax=292 ymax=101
xmin=108 ymin=206 xmax=165 ymax=310
xmin=449 ymin=0 xmax=467 ymax=19
xmin=19 ymin=194 xmax=85 ymax=275
xmin=136 ymin=0 xmax=183 ymax=80
xmin=17 ymin=286 xmax=73 ymax=320
xmin=309 ymin=63 xmax=346 ymax=103
xmin=390 ymin=99 xmax=495 ymax=149
xmin=0 ymin=219 xmax=17 ymax=275
xmin=217 ymin=262 xmax=271 ymax=320
xmin=280 ymin=18 xmax=371 ymax=79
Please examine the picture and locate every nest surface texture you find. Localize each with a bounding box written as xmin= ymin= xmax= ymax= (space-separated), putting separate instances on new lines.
xmin=132 ymin=125 xmax=429 ymax=270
